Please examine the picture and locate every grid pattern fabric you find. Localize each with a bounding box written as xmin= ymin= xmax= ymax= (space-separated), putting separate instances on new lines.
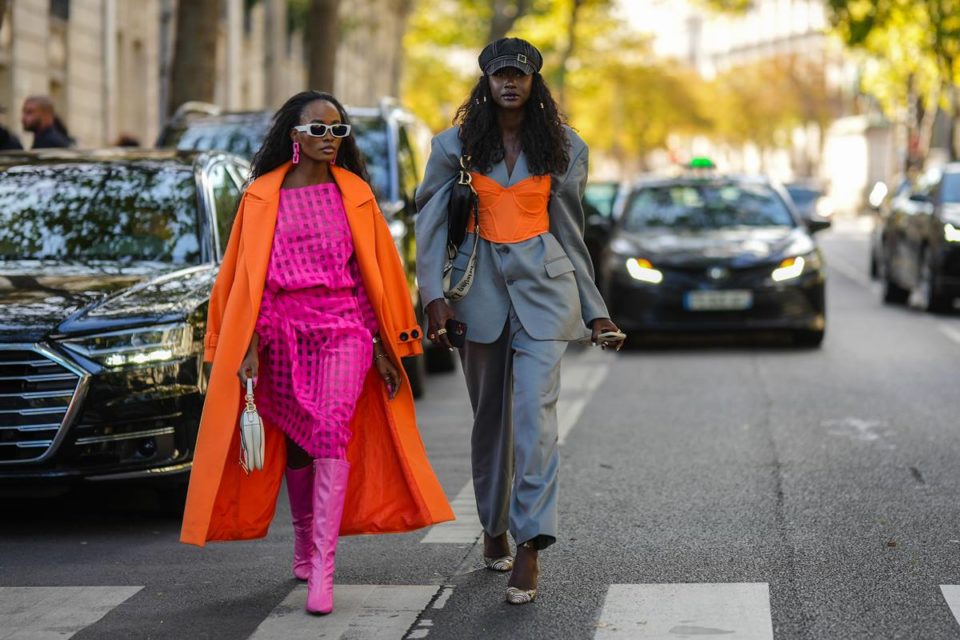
xmin=254 ymin=183 xmax=376 ymax=458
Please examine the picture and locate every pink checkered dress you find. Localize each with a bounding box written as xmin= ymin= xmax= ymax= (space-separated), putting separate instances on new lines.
xmin=254 ymin=182 xmax=377 ymax=459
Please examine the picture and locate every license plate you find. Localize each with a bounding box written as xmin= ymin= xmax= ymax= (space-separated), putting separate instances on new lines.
xmin=684 ymin=290 xmax=753 ymax=311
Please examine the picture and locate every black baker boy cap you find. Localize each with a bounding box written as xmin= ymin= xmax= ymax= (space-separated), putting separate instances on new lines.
xmin=478 ymin=37 xmax=543 ymax=76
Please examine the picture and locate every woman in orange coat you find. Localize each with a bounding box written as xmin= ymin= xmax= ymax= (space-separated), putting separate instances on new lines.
xmin=180 ymin=91 xmax=453 ymax=615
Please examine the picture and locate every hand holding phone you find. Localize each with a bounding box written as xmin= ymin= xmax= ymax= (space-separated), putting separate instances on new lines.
xmin=596 ymin=330 xmax=627 ymax=351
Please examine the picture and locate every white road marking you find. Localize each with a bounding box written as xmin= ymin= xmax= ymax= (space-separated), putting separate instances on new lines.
xmin=939 ymin=323 xmax=960 ymax=346
xmin=594 ymin=583 xmax=773 ymax=640
xmin=419 ymin=481 xmax=480 ymax=544
xmin=0 ymin=586 xmax=142 ymax=640
xmin=420 ymin=355 xmax=611 ymax=544
xmin=248 ymin=584 xmax=438 ymax=640
xmin=941 ymin=586 xmax=960 ymax=628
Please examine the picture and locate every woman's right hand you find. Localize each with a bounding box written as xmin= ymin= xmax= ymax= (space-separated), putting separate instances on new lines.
xmin=425 ymin=298 xmax=457 ymax=350
xmin=237 ymin=333 xmax=260 ymax=386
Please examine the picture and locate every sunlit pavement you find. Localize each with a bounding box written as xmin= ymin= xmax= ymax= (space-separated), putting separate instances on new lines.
xmin=4 ymin=216 xmax=960 ymax=639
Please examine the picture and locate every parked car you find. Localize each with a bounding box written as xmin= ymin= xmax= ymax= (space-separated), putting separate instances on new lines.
xmin=583 ymin=180 xmax=623 ymax=281
xmin=0 ymin=148 xmax=248 ymax=496
xmin=784 ymin=182 xmax=833 ymax=221
xmin=157 ymin=100 xmax=454 ymax=395
xmin=598 ymin=173 xmax=829 ymax=346
xmin=876 ymin=164 xmax=960 ymax=312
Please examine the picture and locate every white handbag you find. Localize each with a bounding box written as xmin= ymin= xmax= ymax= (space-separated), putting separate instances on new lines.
xmin=239 ymin=377 xmax=265 ymax=473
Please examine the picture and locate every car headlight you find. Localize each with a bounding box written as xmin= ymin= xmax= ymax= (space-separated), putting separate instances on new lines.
xmin=625 ymin=258 xmax=664 ymax=284
xmin=771 ymin=252 xmax=820 ymax=282
xmin=944 ymin=223 xmax=960 ymax=243
xmin=62 ymin=323 xmax=196 ymax=368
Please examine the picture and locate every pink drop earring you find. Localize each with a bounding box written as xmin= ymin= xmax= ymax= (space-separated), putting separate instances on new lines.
xmin=292 ymin=141 xmax=300 ymax=165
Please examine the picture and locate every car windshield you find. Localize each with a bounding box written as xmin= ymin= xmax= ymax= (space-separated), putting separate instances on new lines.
xmin=166 ymin=114 xmax=391 ymax=200
xmin=0 ymin=162 xmax=201 ymax=264
xmin=584 ymin=182 xmax=619 ymax=218
xmin=622 ymin=182 xmax=795 ymax=232
xmin=942 ymin=173 xmax=960 ymax=203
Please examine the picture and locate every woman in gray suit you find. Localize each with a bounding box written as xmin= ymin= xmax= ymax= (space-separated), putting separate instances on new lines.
xmin=415 ymin=37 xmax=624 ymax=605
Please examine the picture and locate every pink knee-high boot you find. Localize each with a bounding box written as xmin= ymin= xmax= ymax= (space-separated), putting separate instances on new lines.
xmin=306 ymin=458 xmax=350 ymax=615
xmin=285 ymin=465 xmax=314 ymax=581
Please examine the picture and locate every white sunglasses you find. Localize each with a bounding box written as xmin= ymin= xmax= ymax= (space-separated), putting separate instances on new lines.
xmin=292 ymin=123 xmax=352 ymax=138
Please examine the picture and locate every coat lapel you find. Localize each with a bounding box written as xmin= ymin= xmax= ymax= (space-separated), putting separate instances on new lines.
xmin=331 ymin=165 xmax=377 ymax=274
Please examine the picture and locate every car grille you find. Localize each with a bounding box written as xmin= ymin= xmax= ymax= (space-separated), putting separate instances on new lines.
xmin=0 ymin=347 xmax=84 ymax=463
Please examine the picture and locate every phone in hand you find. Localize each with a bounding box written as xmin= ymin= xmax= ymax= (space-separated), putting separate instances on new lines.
xmin=445 ymin=318 xmax=467 ymax=348
xmin=596 ymin=330 xmax=627 ymax=350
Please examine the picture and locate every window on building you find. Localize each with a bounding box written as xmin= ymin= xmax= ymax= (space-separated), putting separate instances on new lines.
xmin=50 ymin=0 xmax=70 ymax=20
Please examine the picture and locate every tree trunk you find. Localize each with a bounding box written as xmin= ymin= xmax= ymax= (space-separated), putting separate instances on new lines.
xmin=0 ymin=0 xmax=8 ymax=32
xmin=387 ymin=0 xmax=415 ymax=97
xmin=166 ymin=0 xmax=224 ymax=117
xmin=308 ymin=0 xmax=340 ymax=92
xmin=488 ymin=0 xmax=530 ymax=43
xmin=557 ymin=0 xmax=585 ymax=111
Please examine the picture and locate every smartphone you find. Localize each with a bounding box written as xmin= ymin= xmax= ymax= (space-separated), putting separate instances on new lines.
xmin=596 ymin=330 xmax=627 ymax=349
xmin=445 ymin=318 xmax=467 ymax=348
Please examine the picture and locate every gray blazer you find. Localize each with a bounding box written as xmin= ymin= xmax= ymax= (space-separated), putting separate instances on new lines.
xmin=415 ymin=125 xmax=609 ymax=344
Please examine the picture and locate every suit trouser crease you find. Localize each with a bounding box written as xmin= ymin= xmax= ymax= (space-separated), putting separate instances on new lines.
xmin=462 ymin=306 xmax=567 ymax=548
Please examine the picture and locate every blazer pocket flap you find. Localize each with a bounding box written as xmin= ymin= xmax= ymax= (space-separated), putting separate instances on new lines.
xmin=545 ymin=256 xmax=575 ymax=278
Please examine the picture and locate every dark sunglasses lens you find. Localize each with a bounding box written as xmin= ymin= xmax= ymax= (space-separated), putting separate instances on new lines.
xmin=308 ymin=124 xmax=326 ymax=136
xmin=331 ymin=124 xmax=350 ymax=137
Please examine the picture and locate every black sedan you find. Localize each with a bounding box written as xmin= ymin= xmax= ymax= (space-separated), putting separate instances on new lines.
xmin=599 ymin=176 xmax=829 ymax=346
xmin=877 ymin=164 xmax=960 ymax=312
xmin=0 ymin=149 xmax=247 ymax=497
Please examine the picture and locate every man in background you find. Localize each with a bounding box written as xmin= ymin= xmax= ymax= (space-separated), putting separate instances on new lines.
xmin=21 ymin=96 xmax=73 ymax=148
xmin=0 ymin=106 xmax=23 ymax=150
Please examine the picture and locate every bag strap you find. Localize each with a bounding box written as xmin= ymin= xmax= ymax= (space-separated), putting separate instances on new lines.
xmin=443 ymin=155 xmax=479 ymax=301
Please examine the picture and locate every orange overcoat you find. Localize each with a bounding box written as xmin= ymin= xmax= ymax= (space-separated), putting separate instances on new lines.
xmin=180 ymin=162 xmax=454 ymax=546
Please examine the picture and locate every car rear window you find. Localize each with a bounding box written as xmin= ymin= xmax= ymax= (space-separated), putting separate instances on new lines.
xmin=623 ymin=182 xmax=795 ymax=232
xmin=0 ymin=162 xmax=201 ymax=264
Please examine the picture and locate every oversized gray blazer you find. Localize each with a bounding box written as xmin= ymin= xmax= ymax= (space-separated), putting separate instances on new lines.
xmin=415 ymin=125 xmax=609 ymax=344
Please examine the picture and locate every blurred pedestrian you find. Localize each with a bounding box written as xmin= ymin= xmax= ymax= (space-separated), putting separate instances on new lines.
xmin=180 ymin=90 xmax=452 ymax=616
xmin=416 ymin=38 xmax=625 ymax=606
xmin=0 ymin=106 xmax=23 ymax=150
xmin=21 ymin=96 xmax=73 ymax=148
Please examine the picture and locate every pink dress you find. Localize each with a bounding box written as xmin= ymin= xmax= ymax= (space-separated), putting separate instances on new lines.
xmin=254 ymin=182 xmax=377 ymax=459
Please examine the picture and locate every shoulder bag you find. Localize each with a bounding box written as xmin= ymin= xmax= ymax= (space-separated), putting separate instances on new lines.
xmin=442 ymin=155 xmax=480 ymax=301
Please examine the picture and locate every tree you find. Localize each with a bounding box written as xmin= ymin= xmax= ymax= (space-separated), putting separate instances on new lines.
xmin=307 ymin=0 xmax=340 ymax=91
xmin=167 ymin=0 xmax=225 ymax=117
xmin=489 ymin=0 xmax=532 ymax=42
xmin=0 ymin=0 xmax=7 ymax=32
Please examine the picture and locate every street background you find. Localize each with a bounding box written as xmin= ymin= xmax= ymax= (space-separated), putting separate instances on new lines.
xmin=2 ymin=0 xmax=960 ymax=639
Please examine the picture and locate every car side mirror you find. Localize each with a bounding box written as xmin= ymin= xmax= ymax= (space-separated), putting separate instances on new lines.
xmin=804 ymin=217 xmax=831 ymax=233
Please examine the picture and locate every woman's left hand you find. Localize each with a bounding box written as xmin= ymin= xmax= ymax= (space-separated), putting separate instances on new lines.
xmin=375 ymin=351 xmax=402 ymax=399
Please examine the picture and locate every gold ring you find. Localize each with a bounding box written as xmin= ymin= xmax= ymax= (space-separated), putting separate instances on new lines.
xmin=437 ymin=328 xmax=448 ymax=335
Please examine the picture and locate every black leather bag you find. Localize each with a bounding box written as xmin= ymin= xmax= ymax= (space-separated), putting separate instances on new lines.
xmin=447 ymin=155 xmax=478 ymax=250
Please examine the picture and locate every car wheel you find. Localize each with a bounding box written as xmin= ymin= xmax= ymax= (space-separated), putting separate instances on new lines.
xmin=917 ymin=248 xmax=952 ymax=313
xmin=403 ymin=354 xmax=427 ymax=399
xmin=793 ymin=329 xmax=824 ymax=348
xmin=157 ymin=483 xmax=188 ymax=515
xmin=882 ymin=260 xmax=909 ymax=304
xmin=425 ymin=343 xmax=456 ymax=373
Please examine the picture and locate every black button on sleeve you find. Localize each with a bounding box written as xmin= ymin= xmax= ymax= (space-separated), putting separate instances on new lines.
xmin=399 ymin=332 xmax=409 ymax=341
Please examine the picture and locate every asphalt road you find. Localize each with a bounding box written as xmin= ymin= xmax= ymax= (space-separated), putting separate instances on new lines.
xmin=3 ymin=217 xmax=960 ymax=640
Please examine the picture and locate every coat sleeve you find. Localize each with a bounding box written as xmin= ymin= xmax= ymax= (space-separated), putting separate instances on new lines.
xmin=373 ymin=202 xmax=423 ymax=359
xmin=204 ymin=197 xmax=246 ymax=363
xmin=548 ymin=130 xmax=610 ymax=326
xmin=414 ymin=128 xmax=460 ymax=310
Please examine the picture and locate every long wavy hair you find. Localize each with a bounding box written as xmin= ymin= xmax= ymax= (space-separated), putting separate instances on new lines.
xmin=250 ymin=90 xmax=368 ymax=181
xmin=454 ymin=73 xmax=569 ymax=176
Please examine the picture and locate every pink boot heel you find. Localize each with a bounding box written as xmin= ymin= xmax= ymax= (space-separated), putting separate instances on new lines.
xmin=306 ymin=458 xmax=350 ymax=615
xmin=285 ymin=465 xmax=314 ymax=581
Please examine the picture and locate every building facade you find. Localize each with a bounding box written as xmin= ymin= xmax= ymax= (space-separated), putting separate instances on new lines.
xmin=0 ymin=0 xmax=407 ymax=148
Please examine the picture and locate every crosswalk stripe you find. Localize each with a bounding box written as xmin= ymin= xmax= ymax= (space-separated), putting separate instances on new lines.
xmin=247 ymin=584 xmax=438 ymax=640
xmin=595 ymin=583 xmax=773 ymax=639
xmin=941 ymin=585 xmax=960 ymax=627
xmin=420 ymin=356 xmax=610 ymax=544
xmin=0 ymin=586 xmax=142 ymax=640
xmin=420 ymin=481 xmax=480 ymax=544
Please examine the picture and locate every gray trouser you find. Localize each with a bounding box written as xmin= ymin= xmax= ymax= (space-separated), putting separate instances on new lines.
xmin=460 ymin=306 xmax=568 ymax=549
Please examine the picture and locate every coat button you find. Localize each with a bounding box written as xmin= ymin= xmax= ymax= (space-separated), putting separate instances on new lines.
xmin=399 ymin=332 xmax=409 ymax=341
xmin=411 ymin=329 xmax=420 ymax=339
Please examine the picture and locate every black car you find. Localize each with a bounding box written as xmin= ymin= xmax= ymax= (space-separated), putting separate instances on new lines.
xmin=599 ymin=175 xmax=829 ymax=346
xmin=0 ymin=149 xmax=247 ymax=495
xmin=582 ymin=180 xmax=623 ymax=280
xmin=157 ymin=100 xmax=454 ymax=394
xmin=876 ymin=164 xmax=960 ymax=312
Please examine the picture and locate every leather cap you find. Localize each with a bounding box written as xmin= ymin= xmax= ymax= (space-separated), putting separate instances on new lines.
xmin=479 ymin=37 xmax=543 ymax=76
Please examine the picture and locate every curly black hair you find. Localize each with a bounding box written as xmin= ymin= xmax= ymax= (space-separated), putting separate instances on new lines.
xmin=250 ymin=90 xmax=368 ymax=182
xmin=454 ymin=73 xmax=569 ymax=177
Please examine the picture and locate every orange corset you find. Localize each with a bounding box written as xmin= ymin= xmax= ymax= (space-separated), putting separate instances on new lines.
xmin=467 ymin=173 xmax=551 ymax=244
